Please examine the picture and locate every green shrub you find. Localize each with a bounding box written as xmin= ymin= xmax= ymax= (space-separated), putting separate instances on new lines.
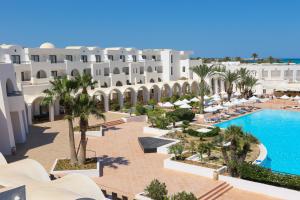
xmin=110 ymin=102 xmax=120 ymax=111
xmin=168 ymin=143 xmax=184 ymax=160
xmin=170 ymin=95 xmax=180 ymax=103
xmin=135 ymin=103 xmax=147 ymax=115
xmin=171 ymin=191 xmax=197 ymax=200
xmin=239 ymin=163 xmax=300 ymax=191
xmin=124 ymin=102 xmax=132 ymax=109
xmin=160 ymin=96 xmax=171 ymax=103
xmin=185 ymin=127 xmax=220 ymax=137
xmin=155 ymin=117 xmax=170 ymax=130
xmin=145 ymin=179 xmax=168 ymax=200
xmin=166 ymin=108 xmax=195 ymax=122
xmin=185 ymin=129 xmax=199 ymax=137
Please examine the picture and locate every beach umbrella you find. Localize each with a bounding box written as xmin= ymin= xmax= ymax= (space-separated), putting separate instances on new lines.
xmin=280 ymin=95 xmax=289 ymax=100
xmin=234 ymin=91 xmax=241 ymax=96
xmin=190 ymin=97 xmax=200 ymax=102
xmin=294 ymin=95 xmax=300 ymax=100
xmin=204 ymin=106 xmax=217 ymax=113
xmin=179 ymin=103 xmax=192 ymax=109
xmin=182 ymin=99 xmax=191 ymax=104
xmin=212 ymin=94 xmax=221 ymax=101
xmin=174 ymin=100 xmax=184 ymax=106
xmin=162 ymin=102 xmax=174 ymax=108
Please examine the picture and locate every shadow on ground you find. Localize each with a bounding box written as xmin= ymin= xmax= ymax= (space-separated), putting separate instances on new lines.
xmin=99 ymin=155 xmax=130 ymax=169
xmin=5 ymin=125 xmax=58 ymax=163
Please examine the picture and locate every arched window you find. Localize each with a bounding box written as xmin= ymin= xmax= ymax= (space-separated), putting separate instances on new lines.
xmin=71 ymin=69 xmax=79 ymax=76
xmin=158 ymin=78 xmax=162 ymax=82
xmin=113 ymin=67 xmax=120 ymax=74
xmin=116 ymin=81 xmax=123 ymax=86
xmin=36 ymin=70 xmax=47 ymax=79
xmin=147 ymin=66 xmax=153 ymax=73
xmin=150 ymin=79 xmax=155 ymax=83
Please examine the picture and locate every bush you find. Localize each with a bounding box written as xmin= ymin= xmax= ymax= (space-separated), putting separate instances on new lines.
xmin=145 ymin=179 xmax=168 ymax=200
xmin=185 ymin=127 xmax=220 ymax=137
xmin=155 ymin=117 xmax=170 ymax=130
xmin=166 ymin=109 xmax=195 ymax=122
xmin=124 ymin=102 xmax=132 ymax=109
xmin=110 ymin=102 xmax=120 ymax=111
xmin=239 ymin=163 xmax=300 ymax=191
xmin=171 ymin=191 xmax=197 ymax=200
xmin=160 ymin=96 xmax=171 ymax=103
xmin=168 ymin=143 xmax=184 ymax=160
xmin=135 ymin=103 xmax=147 ymax=115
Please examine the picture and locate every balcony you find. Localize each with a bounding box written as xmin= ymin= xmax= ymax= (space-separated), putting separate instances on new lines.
xmin=7 ymin=91 xmax=23 ymax=97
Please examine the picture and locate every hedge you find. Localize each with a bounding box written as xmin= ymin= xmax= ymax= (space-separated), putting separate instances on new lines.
xmin=239 ymin=163 xmax=300 ymax=191
xmin=166 ymin=108 xmax=195 ymax=122
xmin=185 ymin=127 xmax=220 ymax=137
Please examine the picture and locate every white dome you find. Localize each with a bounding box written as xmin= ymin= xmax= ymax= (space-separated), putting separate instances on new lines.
xmin=40 ymin=42 xmax=55 ymax=49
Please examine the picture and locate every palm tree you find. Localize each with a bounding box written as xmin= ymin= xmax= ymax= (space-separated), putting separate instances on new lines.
xmin=42 ymin=77 xmax=78 ymax=165
xmin=267 ymin=56 xmax=274 ymax=64
xmin=236 ymin=68 xmax=250 ymax=97
xmin=74 ymin=94 xmax=106 ymax=164
xmin=221 ymin=70 xmax=239 ymax=101
xmin=191 ymin=65 xmax=217 ymax=114
xmin=244 ymin=76 xmax=259 ymax=98
xmin=251 ymin=53 xmax=258 ymax=60
xmin=75 ymin=74 xmax=98 ymax=94
xmin=220 ymin=125 xmax=254 ymax=177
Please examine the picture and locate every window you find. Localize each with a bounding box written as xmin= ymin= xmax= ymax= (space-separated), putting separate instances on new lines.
xmin=120 ymin=55 xmax=125 ymax=62
xmin=98 ymin=69 xmax=101 ymax=75
xmin=122 ymin=67 xmax=129 ymax=75
xmin=95 ymin=55 xmax=101 ymax=62
xmin=49 ymin=55 xmax=57 ymax=63
xmin=140 ymin=66 xmax=144 ymax=74
xmin=171 ymin=55 xmax=173 ymax=63
xmin=11 ymin=55 xmax=21 ymax=64
xmin=182 ymin=66 xmax=185 ymax=72
xmin=66 ymin=55 xmax=73 ymax=61
xmin=108 ymin=55 xmax=114 ymax=61
xmin=147 ymin=66 xmax=153 ymax=73
xmin=31 ymin=55 xmax=39 ymax=62
xmin=104 ymin=68 xmax=109 ymax=76
xmin=51 ymin=71 xmax=58 ymax=77
xmin=152 ymin=55 xmax=156 ymax=60
xmin=81 ymin=55 xmax=88 ymax=63
xmin=171 ymin=66 xmax=173 ymax=75
xmin=142 ymin=55 xmax=146 ymax=60
xmin=132 ymin=55 xmax=137 ymax=62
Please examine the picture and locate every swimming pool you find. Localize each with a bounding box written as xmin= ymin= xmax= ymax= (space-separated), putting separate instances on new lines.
xmin=216 ymin=109 xmax=300 ymax=175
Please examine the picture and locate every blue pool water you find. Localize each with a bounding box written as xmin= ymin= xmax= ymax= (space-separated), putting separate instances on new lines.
xmin=216 ymin=109 xmax=300 ymax=175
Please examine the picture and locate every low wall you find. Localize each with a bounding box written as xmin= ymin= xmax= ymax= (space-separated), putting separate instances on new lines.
xmin=156 ymin=137 xmax=180 ymax=154
xmin=163 ymin=158 xmax=215 ymax=178
xmin=122 ymin=115 xmax=147 ymax=122
xmin=219 ymin=175 xmax=300 ymax=200
xmin=143 ymin=127 xmax=170 ymax=136
xmin=50 ymin=158 xmax=102 ymax=177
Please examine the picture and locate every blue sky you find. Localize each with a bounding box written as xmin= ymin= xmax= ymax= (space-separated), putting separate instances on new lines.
xmin=1 ymin=0 xmax=300 ymax=58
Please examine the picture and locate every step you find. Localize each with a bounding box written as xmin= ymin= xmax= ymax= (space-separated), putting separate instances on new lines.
xmin=198 ymin=182 xmax=227 ymax=199
xmin=201 ymin=183 xmax=233 ymax=200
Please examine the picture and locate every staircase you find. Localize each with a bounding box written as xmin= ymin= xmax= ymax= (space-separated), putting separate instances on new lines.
xmin=102 ymin=119 xmax=125 ymax=128
xmin=198 ymin=182 xmax=233 ymax=200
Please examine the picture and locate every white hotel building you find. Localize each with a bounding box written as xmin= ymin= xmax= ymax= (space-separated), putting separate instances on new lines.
xmin=1 ymin=42 xmax=300 ymax=155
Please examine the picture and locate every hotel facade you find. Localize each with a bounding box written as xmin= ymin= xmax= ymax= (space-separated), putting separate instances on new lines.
xmin=1 ymin=42 xmax=300 ymax=155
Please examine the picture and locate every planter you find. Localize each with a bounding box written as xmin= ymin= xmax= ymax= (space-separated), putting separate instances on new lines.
xmin=135 ymin=192 xmax=152 ymax=200
xmin=155 ymin=137 xmax=180 ymax=154
xmin=50 ymin=158 xmax=103 ymax=177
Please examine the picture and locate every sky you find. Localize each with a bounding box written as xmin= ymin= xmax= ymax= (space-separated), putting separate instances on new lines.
xmin=1 ymin=0 xmax=300 ymax=58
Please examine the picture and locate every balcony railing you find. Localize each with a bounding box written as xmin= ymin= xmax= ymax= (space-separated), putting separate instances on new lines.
xmin=7 ymin=91 xmax=23 ymax=97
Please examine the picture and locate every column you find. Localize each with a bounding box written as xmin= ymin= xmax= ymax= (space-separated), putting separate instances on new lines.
xmin=119 ymin=95 xmax=124 ymax=109
xmin=157 ymin=89 xmax=161 ymax=102
xmin=27 ymin=104 xmax=32 ymax=125
xmin=143 ymin=90 xmax=150 ymax=104
xmin=104 ymin=96 xmax=109 ymax=112
xmin=221 ymin=80 xmax=225 ymax=92
xmin=49 ymin=104 xmax=55 ymax=122
xmin=132 ymin=92 xmax=137 ymax=106
xmin=214 ymin=78 xmax=219 ymax=94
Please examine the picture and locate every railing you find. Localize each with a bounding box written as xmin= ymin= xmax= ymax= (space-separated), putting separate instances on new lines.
xmin=7 ymin=91 xmax=23 ymax=96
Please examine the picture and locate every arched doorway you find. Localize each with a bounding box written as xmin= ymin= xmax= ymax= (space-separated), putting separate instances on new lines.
xmin=101 ymin=82 xmax=108 ymax=88
xmin=161 ymin=84 xmax=171 ymax=98
xmin=36 ymin=70 xmax=47 ymax=79
xmin=95 ymin=91 xmax=106 ymax=112
xmin=137 ymin=86 xmax=149 ymax=104
xmin=109 ymin=89 xmax=122 ymax=111
xmin=149 ymin=85 xmax=160 ymax=102
xmin=182 ymin=82 xmax=190 ymax=95
xmin=172 ymin=83 xmax=181 ymax=96
xmin=150 ymin=79 xmax=155 ymax=83
xmin=31 ymin=97 xmax=49 ymax=122
xmin=123 ymin=88 xmax=136 ymax=108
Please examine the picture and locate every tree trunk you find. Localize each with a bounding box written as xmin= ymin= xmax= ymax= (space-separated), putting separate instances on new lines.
xmin=78 ymin=119 xmax=88 ymax=165
xmin=199 ymin=95 xmax=204 ymax=114
xmin=67 ymin=119 xmax=78 ymax=165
